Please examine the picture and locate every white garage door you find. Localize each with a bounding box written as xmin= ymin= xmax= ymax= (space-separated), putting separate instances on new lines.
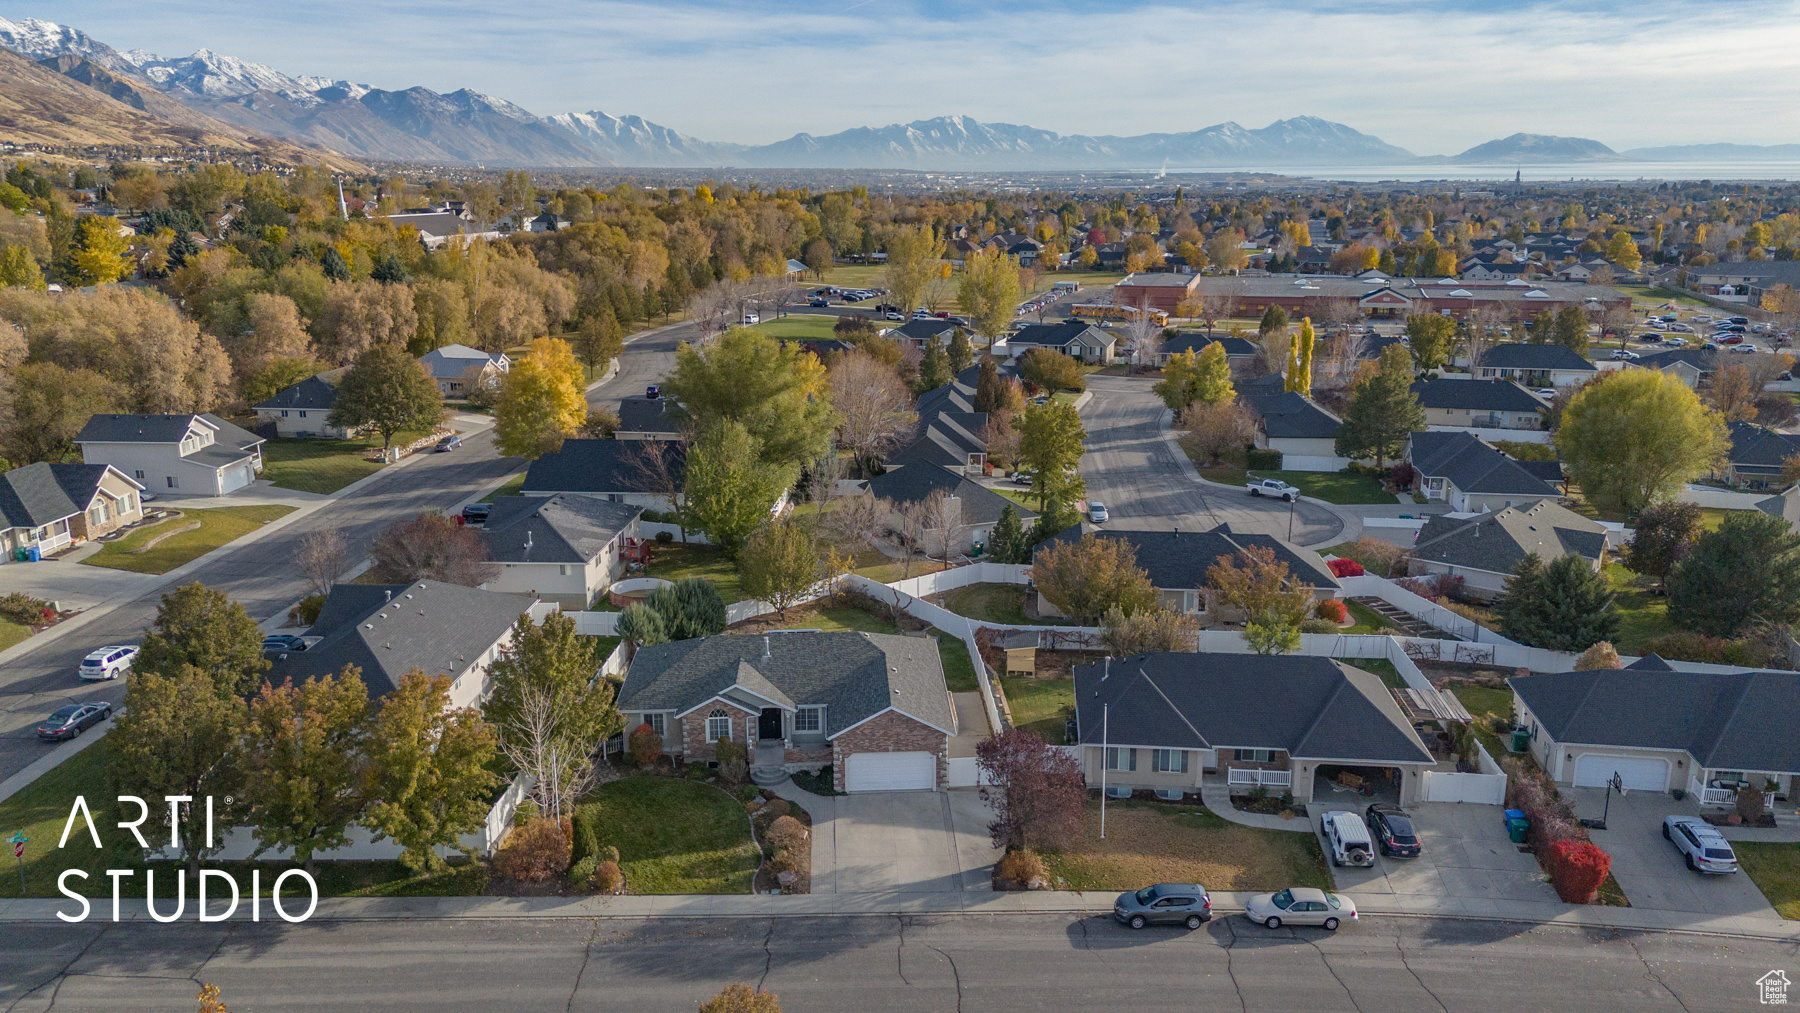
xmin=1572 ymin=754 xmax=1670 ymax=792
xmin=844 ymin=751 xmax=936 ymax=792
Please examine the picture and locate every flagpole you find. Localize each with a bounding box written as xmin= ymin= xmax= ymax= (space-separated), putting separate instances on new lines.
xmin=1100 ymin=703 xmax=1109 ymax=840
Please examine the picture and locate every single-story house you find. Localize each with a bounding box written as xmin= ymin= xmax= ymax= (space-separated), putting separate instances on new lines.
xmin=1408 ymin=501 xmax=1608 ymax=598
xmin=1155 ymin=333 xmax=1259 ymax=374
xmin=1719 ymin=420 xmax=1800 ymax=490
xmin=1035 ymin=523 xmax=1338 ymax=620
xmin=890 ymin=372 xmax=987 ymax=474
xmin=1002 ymin=321 xmax=1115 ymax=364
xmin=1406 ymin=430 xmax=1560 ymax=513
xmin=479 ymin=494 xmax=645 ymax=609
xmin=1239 ymin=380 xmax=1344 ymax=466
xmin=1627 ymin=348 xmax=1719 ymax=389
xmin=1509 ymin=658 xmax=1800 ymax=803
xmin=1072 ymin=653 xmax=1436 ymax=805
xmin=418 ymin=344 xmax=510 ymax=397
xmin=865 ymin=465 xmax=1035 ymax=557
xmin=617 ymin=631 xmax=958 ymax=792
xmin=615 ymin=396 xmax=685 ymax=441
xmin=520 ymin=438 xmax=685 ymax=512
xmin=1473 ymin=343 xmax=1597 ymax=388
xmin=1411 ymin=378 xmax=1547 ymax=431
xmin=76 ymin=413 xmax=265 ymax=497
xmin=0 ymin=462 xmax=145 ymax=562
xmin=268 ymin=580 xmax=544 ymax=708
xmin=252 ymin=370 xmax=349 ymax=438
xmin=883 ymin=318 xmax=958 ymax=350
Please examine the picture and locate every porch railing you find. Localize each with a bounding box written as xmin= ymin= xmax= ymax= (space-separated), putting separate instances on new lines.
xmin=1227 ymin=768 xmax=1291 ymax=787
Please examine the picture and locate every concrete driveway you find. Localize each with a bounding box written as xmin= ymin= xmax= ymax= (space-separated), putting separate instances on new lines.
xmin=1317 ymin=803 xmax=1559 ymax=908
xmin=810 ymin=789 xmax=1000 ymax=894
xmin=1567 ymin=787 xmax=1783 ymax=920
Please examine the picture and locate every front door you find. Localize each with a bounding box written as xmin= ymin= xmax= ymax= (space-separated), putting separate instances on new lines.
xmin=758 ymin=708 xmax=782 ymax=741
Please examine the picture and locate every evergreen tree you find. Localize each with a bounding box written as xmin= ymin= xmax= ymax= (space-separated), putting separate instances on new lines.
xmin=372 ymin=253 xmax=410 ymax=284
xmin=1667 ymin=510 xmax=1800 ymax=638
xmin=947 ymin=328 xmax=974 ymax=375
xmin=989 ymin=504 xmax=1026 ymax=563
xmin=1496 ymin=553 xmax=1618 ymax=651
xmin=1258 ymin=304 xmax=1288 ymax=340
xmin=1334 ymin=344 xmax=1424 ymax=468
xmin=916 ymin=340 xmax=951 ymax=393
xmin=167 ymin=230 xmax=200 ymax=269
xmin=1552 ymin=305 xmax=1590 ymax=355
xmin=1028 ymin=498 xmax=1081 ymax=547
xmin=973 ymin=356 xmax=1000 ymax=414
xmin=320 ymin=246 xmax=351 ymax=281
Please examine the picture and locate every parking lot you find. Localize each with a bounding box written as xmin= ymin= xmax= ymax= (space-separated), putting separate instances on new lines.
xmin=1313 ymin=803 xmax=1561 ymax=908
xmin=1567 ymin=787 xmax=1784 ymax=921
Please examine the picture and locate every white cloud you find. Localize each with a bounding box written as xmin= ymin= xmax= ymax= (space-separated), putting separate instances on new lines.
xmin=13 ymin=0 xmax=1800 ymax=151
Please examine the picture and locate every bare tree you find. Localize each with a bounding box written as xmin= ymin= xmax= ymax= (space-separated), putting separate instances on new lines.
xmin=807 ymin=450 xmax=843 ymax=517
xmin=887 ymin=497 xmax=931 ymax=578
xmin=827 ymin=351 xmax=917 ymax=474
xmin=1463 ymin=304 xmax=1506 ymax=372
xmin=497 ymin=684 xmax=603 ymax=822
xmin=625 ymin=438 xmax=688 ymax=518
xmin=295 ymin=528 xmax=352 ymax=599
xmin=829 ymin=492 xmax=884 ymax=552
xmin=1176 ymin=399 xmax=1258 ymax=466
xmin=687 ymin=284 xmax=736 ymax=341
xmin=1198 ymin=291 xmax=1239 ymax=333
xmin=762 ymin=279 xmax=804 ymax=320
xmin=983 ymin=411 xmax=1022 ymax=471
xmin=924 ymin=488 xmax=968 ymax=565
xmin=1120 ymin=312 xmax=1161 ymax=368
xmin=368 ymin=513 xmax=498 ymax=587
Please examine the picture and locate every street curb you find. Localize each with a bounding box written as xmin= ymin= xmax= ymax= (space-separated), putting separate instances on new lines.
xmin=1148 ymin=406 xmax=1350 ymax=548
xmin=0 ymin=710 xmax=118 ymax=806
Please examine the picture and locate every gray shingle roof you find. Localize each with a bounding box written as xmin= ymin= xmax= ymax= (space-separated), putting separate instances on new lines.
xmin=865 ymin=466 xmax=1034 ymax=526
xmin=616 ymin=397 xmax=684 ymax=436
xmin=480 ymin=495 xmax=642 ymax=564
xmin=1479 ymin=343 xmax=1596 ymax=372
xmin=1411 ymin=501 xmax=1607 ymax=575
xmin=1073 ymin=653 xmax=1432 ymax=763
xmin=618 ymin=631 xmax=956 ymax=737
xmin=0 ymin=462 xmax=116 ymax=529
xmin=1509 ymin=668 xmax=1800 ymax=771
xmin=418 ymin=344 xmax=506 ymax=380
xmin=1009 ymin=321 xmax=1113 ymax=350
xmin=253 ymin=373 xmax=340 ymax=412
xmin=1160 ymin=333 xmax=1258 ymax=358
xmin=889 ymin=319 xmax=958 ymax=344
xmin=269 ymin=580 xmax=535 ymax=698
xmin=521 ymin=439 xmax=685 ymax=495
xmin=1631 ymin=349 xmax=1720 ymax=374
xmin=1411 ymin=378 xmax=1546 ymax=413
xmin=75 ymin=414 xmax=263 ymax=469
xmin=1727 ymin=421 xmax=1800 ymax=473
xmin=1408 ymin=431 xmax=1559 ymax=496
xmin=1039 ymin=523 xmax=1338 ymax=592
xmin=1241 ymin=390 xmax=1342 ymax=440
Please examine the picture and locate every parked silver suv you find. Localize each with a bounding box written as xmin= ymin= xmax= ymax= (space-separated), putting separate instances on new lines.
xmin=1113 ymin=883 xmax=1212 ymax=929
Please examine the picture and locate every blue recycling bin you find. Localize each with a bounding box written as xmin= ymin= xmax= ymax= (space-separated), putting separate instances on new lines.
xmin=1503 ymin=808 xmax=1525 ymax=828
xmin=25 ymin=546 xmax=41 ymax=562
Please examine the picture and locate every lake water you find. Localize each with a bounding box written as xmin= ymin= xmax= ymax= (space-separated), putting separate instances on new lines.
xmin=1177 ymin=161 xmax=1800 ymax=183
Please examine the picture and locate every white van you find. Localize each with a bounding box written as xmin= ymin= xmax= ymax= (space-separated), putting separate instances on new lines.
xmin=1322 ymin=810 xmax=1375 ymax=867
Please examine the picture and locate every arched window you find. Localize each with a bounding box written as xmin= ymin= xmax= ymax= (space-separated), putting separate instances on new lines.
xmin=706 ymin=709 xmax=731 ymax=743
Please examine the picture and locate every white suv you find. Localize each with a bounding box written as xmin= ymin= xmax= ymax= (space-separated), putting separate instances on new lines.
xmin=1663 ymin=815 xmax=1739 ymax=874
xmin=78 ymin=645 xmax=139 ymax=681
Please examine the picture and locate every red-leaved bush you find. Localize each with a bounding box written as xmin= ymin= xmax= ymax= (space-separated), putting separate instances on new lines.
xmin=1547 ymin=839 xmax=1611 ymax=903
xmin=1315 ymin=598 xmax=1348 ymax=623
xmin=1327 ymin=558 xmax=1365 ymax=578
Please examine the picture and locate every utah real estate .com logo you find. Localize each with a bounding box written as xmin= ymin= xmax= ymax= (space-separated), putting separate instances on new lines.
xmin=1760 ymin=970 xmax=1791 ymax=1006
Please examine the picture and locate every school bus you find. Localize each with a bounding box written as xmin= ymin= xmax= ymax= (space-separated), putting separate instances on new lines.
xmin=1070 ymin=303 xmax=1168 ymax=327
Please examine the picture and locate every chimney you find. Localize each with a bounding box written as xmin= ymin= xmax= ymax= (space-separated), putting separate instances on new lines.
xmin=383 ymin=590 xmax=391 ymax=601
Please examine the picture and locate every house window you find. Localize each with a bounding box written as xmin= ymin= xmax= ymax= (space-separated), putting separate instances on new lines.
xmin=794 ymin=707 xmax=821 ymax=732
xmin=166 ymin=476 xmax=178 ymax=489
xmin=607 ymin=494 xmax=623 ymax=503
xmin=1105 ymin=747 xmax=1136 ymax=771
xmin=90 ymin=503 xmax=106 ymax=526
xmin=645 ymin=713 xmax=665 ymax=736
xmin=1238 ymin=748 xmax=1275 ymax=763
xmin=298 ymin=411 xmax=307 ymax=418
xmin=559 ymin=565 xmax=571 ymax=576
xmin=705 ymin=709 xmax=731 ymax=743
xmin=1151 ymin=749 xmax=1189 ymax=773
xmin=280 ymin=410 xmax=289 ymax=418
xmin=134 ymin=470 xmax=145 ymax=482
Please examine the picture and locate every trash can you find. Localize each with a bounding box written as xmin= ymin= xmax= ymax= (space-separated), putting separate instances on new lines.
xmin=25 ymin=546 xmax=40 ymax=562
xmin=1503 ymin=808 xmax=1525 ymax=828
xmin=1508 ymin=817 xmax=1530 ymax=844
xmin=1510 ymin=728 xmax=1530 ymax=752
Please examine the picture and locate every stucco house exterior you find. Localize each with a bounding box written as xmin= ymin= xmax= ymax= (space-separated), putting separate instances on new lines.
xmin=1406 ymin=430 xmax=1560 ymax=513
xmin=0 ymin=462 xmax=145 ymax=562
xmin=1474 ymin=343 xmax=1597 ymax=388
xmin=617 ymin=631 xmax=958 ymax=792
xmin=1411 ymin=378 xmax=1547 ymax=431
xmin=76 ymin=414 xmax=265 ymax=497
xmin=865 ymin=465 xmax=1034 ymax=558
xmin=1407 ymin=501 xmax=1609 ymax=598
xmin=418 ymin=344 xmax=510 ymax=397
xmin=521 ymin=439 xmax=685 ymax=512
xmin=252 ymin=371 xmax=350 ymax=438
xmin=478 ymin=494 xmax=645 ymax=609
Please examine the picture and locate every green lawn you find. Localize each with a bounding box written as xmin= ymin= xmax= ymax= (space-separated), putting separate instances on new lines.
xmin=82 ymin=505 xmax=295 ymax=574
xmin=1248 ymin=470 xmax=1394 ymax=505
xmin=0 ymin=618 xmax=31 ymax=652
xmin=1000 ymin=676 xmax=1073 ymax=742
xmin=1736 ymin=843 xmax=1800 ymax=920
xmin=1342 ymin=599 xmax=1399 ymax=636
xmin=1604 ymin=562 xmax=1678 ymax=656
xmin=259 ymin=429 xmax=435 ymax=494
xmin=572 ymin=777 xmax=759 ymax=894
xmin=645 ymin=542 xmax=744 ymax=603
xmin=937 ymin=635 xmax=979 ymax=692
xmin=944 ymin=583 xmax=1059 ymax=626
xmin=1450 ymin=683 xmax=1516 ymax=758
xmin=1044 ymin=799 xmax=1330 ymax=893
xmin=479 ymin=473 xmax=526 ymax=503
xmin=775 ymin=603 xmax=899 ymax=634
xmin=747 ymin=313 xmax=847 ymax=342
xmin=1340 ymin=657 xmax=1406 ymax=689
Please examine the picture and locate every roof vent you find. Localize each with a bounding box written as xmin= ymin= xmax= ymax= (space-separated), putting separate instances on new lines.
xmin=363 ymin=623 xmax=373 ymax=629
xmin=404 ymin=593 xmax=413 ymax=600
xmin=762 ymin=636 xmax=771 ymax=661
xmin=384 ymin=590 xmax=391 ymax=601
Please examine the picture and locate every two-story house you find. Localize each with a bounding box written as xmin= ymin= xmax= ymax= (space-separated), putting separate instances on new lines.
xmin=418 ymin=344 xmax=511 ymax=397
xmin=76 ymin=414 xmax=265 ymax=497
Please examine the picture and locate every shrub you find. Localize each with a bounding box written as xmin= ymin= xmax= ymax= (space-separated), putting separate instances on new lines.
xmin=1547 ymin=839 xmax=1611 ymax=903
xmin=1314 ymin=598 xmax=1348 ymax=623
xmin=715 ymin=737 xmax=749 ymax=784
xmin=0 ymin=593 xmax=52 ymax=626
xmin=494 ymin=816 xmax=572 ymax=882
xmin=737 ymin=782 xmax=763 ymax=802
xmin=655 ymin=530 xmax=674 ymax=544
xmin=593 ymin=860 xmax=625 ymax=894
xmin=293 ymin=594 xmax=326 ymax=626
xmin=1333 ymin=536 xmax=1406 ymax=578
xmin=1645 ymin=630 xmax=1785 ymax=669
xmin=568 ymin=855 xmax=598 ymax=890
xmin=1735 ymin=785 xmax=1768 ymax=823
xmin=1326 ymin=557 xmax=1364 ymax=578
xmin=627 ymin=723 xmax=663 ymax=767
xmin=768 ymin=850 xmax=800 ymax=875
xmin=1245 ymin=448 xmax=1283 ymax=470
xmin=514 ymin=798 xmax=541 ymax=827
xmin=1298 ymin=618 xmax=1339 ymax=634
xmin=1572 ymin=641 xmax=1622 ymax=670
xmin=997 ymin=849 xmax=1046 ymax=886
xmin=686 ymin=761 xmax=709 ymax=779
xmin=1388 ymin=462 xmax=1416 ymax=488
xmin=763 ymin=798 xmax=790 ymax=818
xmin=765 ymin=815 xmax=808 ymax=851
xmin=699 ymin=984 xmax=783 ymax=1013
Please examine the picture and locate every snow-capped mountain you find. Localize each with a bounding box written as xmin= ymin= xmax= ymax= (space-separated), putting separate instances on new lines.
xmin=0 ymin=16 xmax=125 ymax=68
xmin=549 ymin=110 xmax=746 ymax=166
xmin=120 ymin=46 xmax=321 ymax=102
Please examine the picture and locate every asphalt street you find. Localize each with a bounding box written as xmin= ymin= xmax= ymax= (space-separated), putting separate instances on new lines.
xmin=2 ymin=913 xmax=1786 ymax=1012
xmin=1077 ymin=375 xmax=1345 ymax=546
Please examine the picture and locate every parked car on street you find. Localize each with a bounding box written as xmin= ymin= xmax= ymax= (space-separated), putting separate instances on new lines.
xmin=1245 ymin=887 xmax=1355 ymax=930
xmin=1535 ymin=388 xmax=1557 ymax=398
xmin=810 ymin=298 xmax=829 ymax=307
xmin=460 ymin=503 xmax=491 ymax=525
xmin=1088 ymin=502 xmax=1109 ymax=523
xmin=1663 ymin=815 xmax=1740 ymax=874
xmin=884 ymin=311 xmax=904 ymax=321
xmin=1609 ymin=349 xmax=1640 ymax=360
xmin=77 ymin=646 xmax=138 ymax=681
xmin=262 ymin=635 xmax=309 ymax=654
xmin=37 ymin=702 xmax=111 ymax=741
xmin=1366 ymin=803 xmax=1422 ymax=858
xmin=1322 ymin=810 xmax=1375 ymax=867
xmin=1247 ymin=477 xmax=1300 ymax=501
xmin=1113 ymin=883 xmax=1212 ymax=929
xmin=435 ymin=434 xmax=462 ymax=452
xmin=741 ymin=314 xmax=760 ymax=325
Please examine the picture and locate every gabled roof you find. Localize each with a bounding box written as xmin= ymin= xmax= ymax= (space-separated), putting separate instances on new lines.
xmin=1039 ymin=523 xmax=1338 ymax=592
xmin=618 ymin=631 xmax=956 ymax=737
xmin=1479 ymin=343 xmax=1597 ymax=372
xmin=1411 ymin=378 xmax=1547 ymax=413
xmin=1160 ymin=333 xmax=1258 ymax=358
xmin=616 ymin=396 xmax=684 ymax=436
xmin=866 ymin=465 xmax=1034 ymax=526
xmin=1509 ymin=668 xmax=1800 ymax=771
xmin=418 ymin=344 xmax=507 ymax=380
xmin=521 ymin=439 xmax=686 ymax=495
xmin=268 ymin=580 xmax=535 ymax=698
xmin=1009 ymin=321 xmax=1113 ymax=350
xmin=1726 ymin=420 xmax=1800 ymax=473
xmin=888 ymin=410 xmax=987 ymax=469
xmin=888 ymin=318 xmax=957 ymax=343
xmin=254 ymin=372 xmax=341 ymax=412
xmin=1073 ymin=653 xmax=1432 ymax=764
xmin=1411 ymin=501 xmax=1607 ymax=575
xmin=1631 ymin=348 xmax=1720 ymax=374
xmin=0 ymin=462 xmax=133 ymax=529
xmin=1241 ymin=390 xmax=1342 ymax=440
xmin=480 ymin=495 xmax=642 ymax=564
xmin=1407 ymin=430 xmax=1559 ymax=496
xmin=75 ymin=414 xmax=263 ymax=466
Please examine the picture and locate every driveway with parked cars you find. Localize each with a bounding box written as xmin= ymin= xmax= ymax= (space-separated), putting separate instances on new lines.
xmin=1315 ymin=802 xmax=1560 ymax=907
xmin=1567 ymin=787 xmax=1783 ymax=920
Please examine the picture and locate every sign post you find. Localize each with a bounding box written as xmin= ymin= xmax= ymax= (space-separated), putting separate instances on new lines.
xmin=8 ymin=832 xmax=25 ymax=895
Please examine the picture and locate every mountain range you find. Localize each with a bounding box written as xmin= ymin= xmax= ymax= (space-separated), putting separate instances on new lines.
xmin=3 ymin=16 xmax=1797 ymax=172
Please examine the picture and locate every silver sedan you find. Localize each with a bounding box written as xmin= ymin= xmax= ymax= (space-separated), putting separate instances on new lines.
xmin=1244 ymin=886 xmax=1357 ymax=930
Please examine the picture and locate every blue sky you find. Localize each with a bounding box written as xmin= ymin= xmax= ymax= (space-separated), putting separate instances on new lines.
xmin=10 ymin=0 xmax=1800 ymax=152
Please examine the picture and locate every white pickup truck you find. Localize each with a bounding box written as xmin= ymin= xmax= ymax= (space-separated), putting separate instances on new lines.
xmin=1246 ymin=477 xmax=1300 ymax=502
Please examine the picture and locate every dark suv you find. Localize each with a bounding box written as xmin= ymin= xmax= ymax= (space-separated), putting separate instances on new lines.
xmin=1365 ymin=803 xmax=1421 ymax=859
xmin=1113 ymin=883 xmax=1211 ymax=930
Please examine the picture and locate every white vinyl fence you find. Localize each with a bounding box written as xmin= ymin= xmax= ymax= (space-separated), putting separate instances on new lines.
xmin=1421 ymin=742 xmax=1508 ymax=804
xmin=1675 ymin=484 xmax=1778 ymax=512
xmin=1424 ymin=425 xmax=1552 ymax=444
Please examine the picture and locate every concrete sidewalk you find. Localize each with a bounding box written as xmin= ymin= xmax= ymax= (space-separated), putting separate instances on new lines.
xmin=3 ymin=889 xmax=1795 ymax=941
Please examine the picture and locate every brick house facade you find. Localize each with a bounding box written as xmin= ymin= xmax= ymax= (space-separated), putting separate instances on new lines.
xmin=831 ymin=709 xmax=950 ymax=791
xmin=677 ymin=699 xmax=758 ymax=763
